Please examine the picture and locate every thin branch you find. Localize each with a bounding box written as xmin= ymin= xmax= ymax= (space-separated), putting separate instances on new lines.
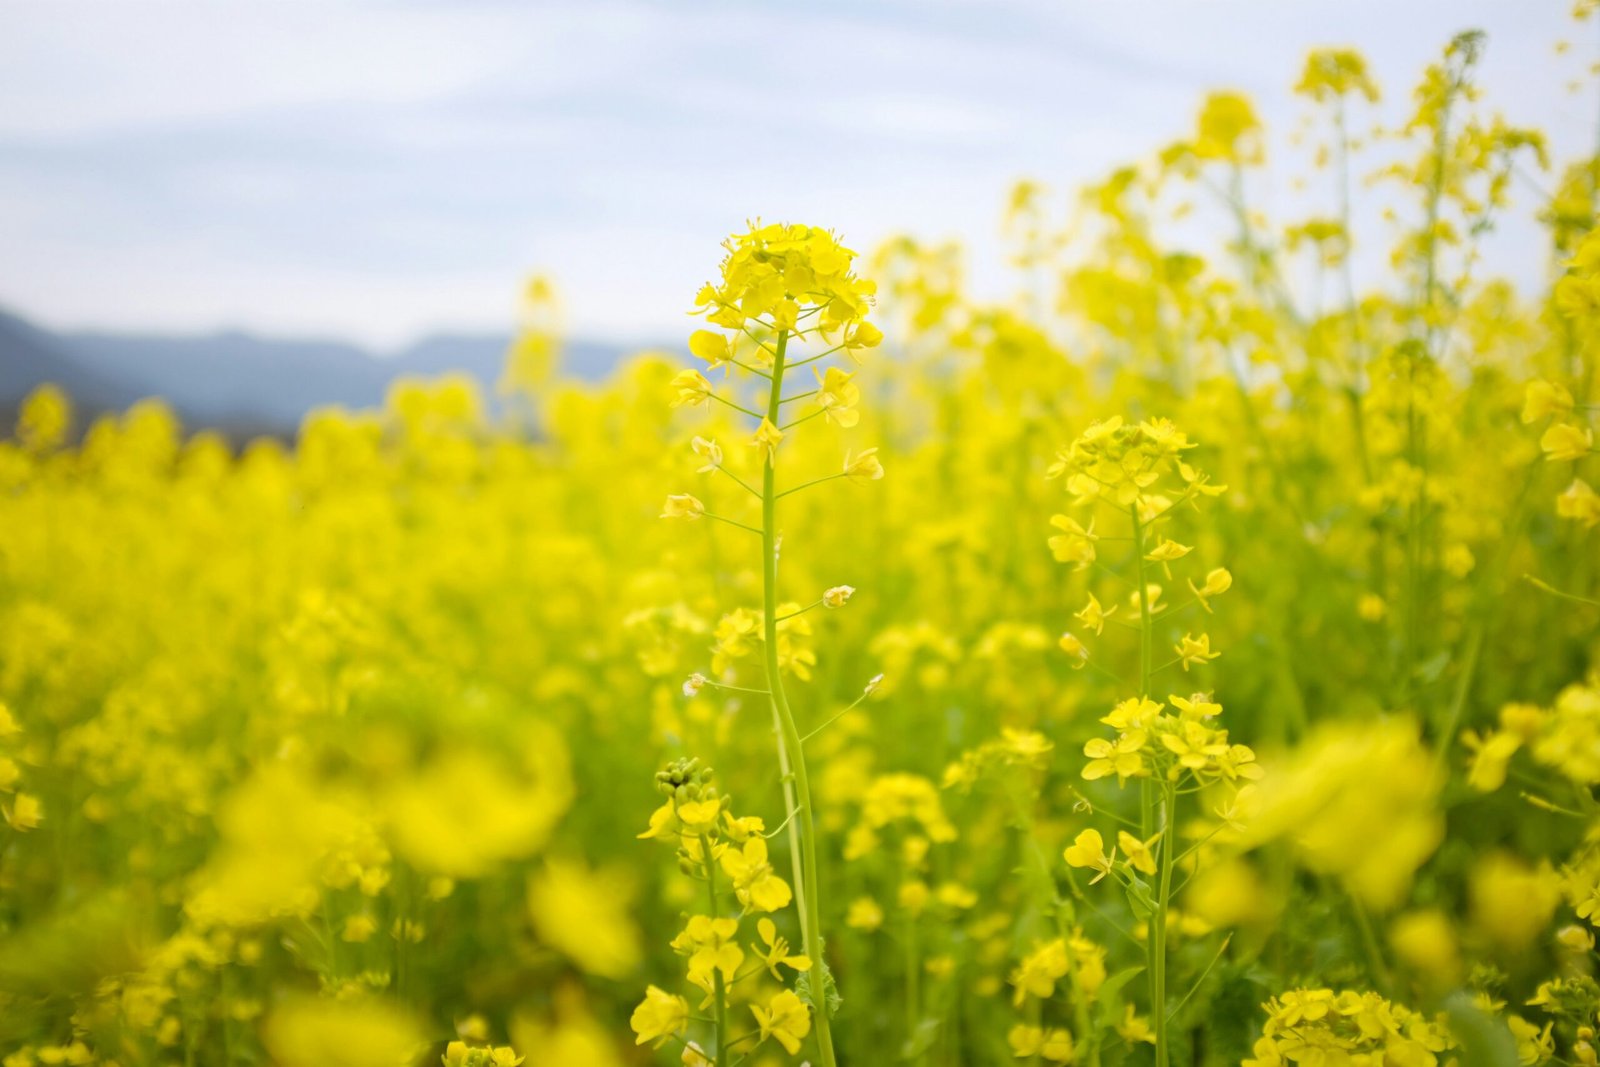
xmin=710 ymin=393 xmax=763 ymax=420
xmin=704 ymin=511 xmax=763 ymax=536
xmin=715 ymin=465 xmax=763 ymax=500
xmin=776 ymin=472 xmax=845 ymax=499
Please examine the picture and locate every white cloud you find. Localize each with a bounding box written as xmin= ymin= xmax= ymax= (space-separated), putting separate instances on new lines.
xmin=0 ymin=0 xmax=1591 ymax=346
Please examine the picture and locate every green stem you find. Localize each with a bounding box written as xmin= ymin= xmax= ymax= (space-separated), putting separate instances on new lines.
xmin=702 ymin=834 xmax=729 ymax=1067
xmin=760 ymin=329 xmax=838 ymax=1067
xmin=1005 ymin=783 xmax=1101 ymax=1067
xmin=905 ymin=912 xmax=921 ymax=1061
xmin=1129 ymin=503 xmax=1170 ymax=1067
xmin=1350 ymin=894 xmax=1394 ymax=996
xmin=1433 ymin=469 xmax=1542 ymax=768
xmin=1152 ymin=786 xmax=1177 ymax=1067
xmin=1168 ymin=933 xmax=1232 ymax=1023
xmin=1402 ymin=351 xmax=1424 ymax=711
xmin=1525 ymin=574 xmax=1600 ymax=610
xmin=1130 ymin=505 xmax=1154 ymax=695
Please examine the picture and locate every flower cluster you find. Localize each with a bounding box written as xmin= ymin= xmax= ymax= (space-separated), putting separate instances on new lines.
xmin=1242 ymin=719 xmax=1441 ymax=912
xmin=1244 ymin=990 xmax=1455 ymax=1067
xmin=1528 ymin=198 xmax=1600 ymax=541
xmin=1047 ymin=416 xmax=1229 ymax=678
xmin=1003 ymin=930 xmax=1124 ymax=1066
xmin=441 ymin=1041 xmax=524 ymax=1067
xmin=1008 ymin=931 xmax=1109 ymax=1011
xmin=941 ymin=728 xmax=1057 ymax=790
xmin=1048 ymin=416 xmax=1224 ymax=517
xmin=692 ymin=222 xmax=881 ymax=346
xmin=1076 ymin=693 xmax=1262 ymax=787
xmin=1464 ymin=674 xmax=1600 ymax=791
xmin=632 ymin=759 xmax=815 ymax=1061
xmin=0 ymin=701 xmax=42 ymax=832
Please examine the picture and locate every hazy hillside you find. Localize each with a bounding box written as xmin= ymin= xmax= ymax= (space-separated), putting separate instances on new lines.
xmin=1 ymin=306 xmax=641 ymax=437
xmin=0 ymin=310 xmax=143 ymax=415
xmin=61 ymin=330 xmax=393 ymax=430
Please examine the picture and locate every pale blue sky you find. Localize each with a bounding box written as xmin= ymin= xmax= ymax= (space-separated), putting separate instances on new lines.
xmin=0 ymin=0 xmax=1595 ymax=348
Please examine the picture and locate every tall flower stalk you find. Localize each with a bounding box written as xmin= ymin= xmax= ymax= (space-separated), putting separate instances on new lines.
xmin=1050 ymin=417 xmax=1256 ymax=1067
xmin=758 ymin=327 xmax=835 ymax=1064
xmin=663 ymin=223 xmax=885 ymax=1067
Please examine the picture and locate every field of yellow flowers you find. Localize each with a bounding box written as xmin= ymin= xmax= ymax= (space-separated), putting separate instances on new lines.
xmin=4 ymin=26 xmax=1600 ymax=1067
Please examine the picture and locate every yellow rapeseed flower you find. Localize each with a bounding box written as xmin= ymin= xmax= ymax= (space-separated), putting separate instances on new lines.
xmin=1063 ymin=829 xmax=1116 ymax=883
xmin=750 ymin=990 xmax=811 ymax=1055
xmin=629 ymin=986 xmax=689 ymax=1048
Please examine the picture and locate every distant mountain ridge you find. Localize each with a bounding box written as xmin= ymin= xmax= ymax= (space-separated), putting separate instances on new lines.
xmin=0 ymin=306 xmax=641 ymax=438
xmin=0 ymin=309 xmax=145 ymax=415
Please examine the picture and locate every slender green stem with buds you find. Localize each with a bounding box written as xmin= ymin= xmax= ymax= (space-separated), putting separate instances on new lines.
xmin=1152 ymin=786 xmax=1176 ymax=1067
xmin=1130 ymin=505 xmax=1154 ymax=696
xmin=701 ymin=833 xmax=730 ymax=1067
xmin=1129 ymin=502 xmax=1169 ymax=1067
xmin=760 ymin=328 xmax=838 ymax=1067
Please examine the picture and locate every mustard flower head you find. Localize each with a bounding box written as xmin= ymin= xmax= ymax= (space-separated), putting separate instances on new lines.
xmin=1245 ymin=990 xmax=1454 ymax=1067
xmin=693 ymin=222 xmax=879 ymax=341
xmin=1048 ymin=416 xmax=1224 ymax=511
xmin=653 ymin=757 xmax=718 ymax=804
xmin=442 ymin=1042 xmax=524 ymax=1067
xmin=1295 ymin=48 xmax=1381 ymax=103
xmin=1080 ymin=694 xmax=1260 ymax=790
xmin=1008 ymin=1024 xmax=1076 ymax=1063
xmin=1193 ymin=91 xmax=1264 ymax=164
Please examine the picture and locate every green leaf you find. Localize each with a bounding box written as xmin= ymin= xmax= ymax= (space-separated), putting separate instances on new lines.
xmin=1095 ymin=965 xmax=1148 ymax=1030
xmin=1443 ymin=991 xmax=1519 ymax=1067
xmin=900 ymin=1018 xmax=941 ymax=1059
xmin=794 ymin=955 xmax=842 ymax=1019
xmin=1124 ymin=874 xmax=1156 ymax=920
